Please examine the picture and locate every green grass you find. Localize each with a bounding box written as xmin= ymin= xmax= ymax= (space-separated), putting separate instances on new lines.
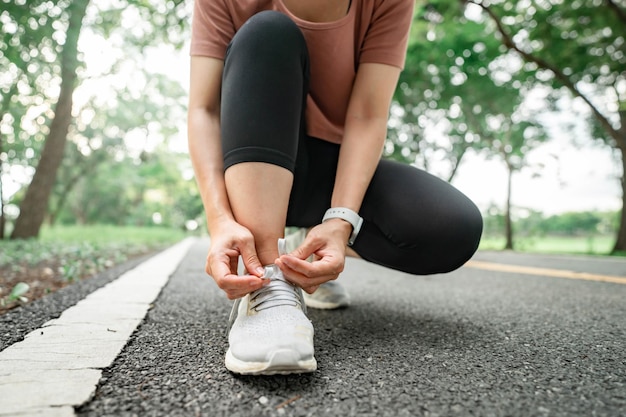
xmin=1 ymin=225 xmax=190 ymax=281
xmin=39 ymin=224 xmax=188 ymax=245
xmin=479 ymin=234 xmax=616 ymax=256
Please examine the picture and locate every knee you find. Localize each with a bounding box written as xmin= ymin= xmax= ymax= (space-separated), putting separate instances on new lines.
xmin=445 ymin=202 xmax=483 ymax=272
xmin=411 ymin=201 xmax=483 ymax=275
xmin=466 ymin=204 xmax=484 ymax=251
xmin=229 ymin=11 xmax=307 ymax=60
xmin=245 ymin=10 xmax=297 ymax=32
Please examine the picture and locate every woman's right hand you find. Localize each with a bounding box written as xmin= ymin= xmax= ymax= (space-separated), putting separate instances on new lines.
xmin=205 ymin=219 xmax=267 ymax=300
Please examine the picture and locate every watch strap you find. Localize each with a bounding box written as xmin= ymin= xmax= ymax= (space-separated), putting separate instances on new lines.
xmin=322 ymin=207 xmax=363 ymax=246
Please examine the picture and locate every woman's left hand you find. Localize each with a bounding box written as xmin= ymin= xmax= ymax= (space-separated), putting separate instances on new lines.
xmin=275 ymin=219 xmax=352 ymax=293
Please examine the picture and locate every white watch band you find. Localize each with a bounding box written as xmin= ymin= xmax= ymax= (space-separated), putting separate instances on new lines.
xmin=322 ymin=207 xmax=363 ymax=246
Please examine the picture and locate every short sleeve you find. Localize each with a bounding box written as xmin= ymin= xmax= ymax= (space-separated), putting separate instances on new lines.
xmin=359 ymin=0 xmax=415 ymax=69
xmin=190 ymin=0 xmax=236 ymax=58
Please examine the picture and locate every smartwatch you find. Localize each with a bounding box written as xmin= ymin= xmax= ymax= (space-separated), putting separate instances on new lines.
xmin=322 ymin=207 xmax=364 ymax=246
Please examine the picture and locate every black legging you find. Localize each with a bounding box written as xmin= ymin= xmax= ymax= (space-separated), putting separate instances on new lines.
xmin=220 ymin=11 xmax=483 ymax=275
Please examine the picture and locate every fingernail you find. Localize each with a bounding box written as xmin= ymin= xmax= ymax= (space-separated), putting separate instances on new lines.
xmin=255 ymin=267 xmax=265 ymax=276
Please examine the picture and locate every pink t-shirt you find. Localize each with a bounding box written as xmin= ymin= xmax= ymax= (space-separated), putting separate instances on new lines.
xmin=191 ymin=0 xmax=414 ymax=143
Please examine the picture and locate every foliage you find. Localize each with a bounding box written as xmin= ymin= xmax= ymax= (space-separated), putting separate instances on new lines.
xmin=464 ymin=0 xmax=625 ymax=145
xmin=392 ymin=0 xmax=547 ymax=180
xmin=393 ymin=0 xmax=625 ymax=251
xmin=1 ymin=282 xmax=29 ymax=306
xmin=49 ymin=148 xmax=202 ymax=229
xmin=540 ymin=212 xmax=602 ymax=235
xmin=3 ymin=0 xmax=623 ymax=250
xmin=457 ymin=0 xmax=626 ymax=252
xmin=481 ymin=209 xmax=619 ymax=254
xmin=0 ymin=225 xmax=189 ymax=312
xmin=396 ymin=0 xmax=552 ymax=249
xmin=484 ymin=209 xmax=618 ymax=235
xmin=39 ymin=224 xmax=191 ymax=243
xmin=1 ymin=0 xmax=192 ymax=238
xmin=0 ymin=225 xmax=189 ymax=281
xmin=479 ymin=234 xmax=615 ymax=255
xmin=0 ymin=0 xmax=62 ymax=238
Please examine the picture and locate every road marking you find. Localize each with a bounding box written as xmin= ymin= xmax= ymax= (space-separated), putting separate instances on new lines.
xmin=465 ymin=260 xmax=626 ymax=285
xmin=0 ymin=238 xmax=195 ymax=417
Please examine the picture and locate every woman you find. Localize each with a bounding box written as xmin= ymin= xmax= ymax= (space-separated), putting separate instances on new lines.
xmin=188 ymin=0 xmax=483 ymax=375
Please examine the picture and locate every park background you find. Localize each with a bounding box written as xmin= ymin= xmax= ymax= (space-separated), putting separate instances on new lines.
xmin=1 ymin=0 xmax=625 ymax=308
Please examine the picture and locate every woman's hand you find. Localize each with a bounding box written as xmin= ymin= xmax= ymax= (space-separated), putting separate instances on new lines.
xmin=275 ymin=219 xmax=352 ymax=293
xmin=205 ymin=219 xmax=267 ymax=300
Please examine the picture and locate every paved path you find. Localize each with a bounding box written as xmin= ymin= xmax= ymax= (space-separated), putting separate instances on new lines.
xmin=1 ymin=238 xmax=625 ymax=416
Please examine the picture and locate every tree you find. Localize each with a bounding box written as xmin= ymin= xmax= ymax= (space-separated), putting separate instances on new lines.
xmin=395 ymin=0 xmax=625 ymax=250
xmin=53 ymin=147 xmax=201 ymax=230
xmin=0 ymin=0 xmax=58 ymax=238
xmin=11 ymin=0 xmax=90 ymax=239
xmin=5 ymin=0 xmax=189 ymax=238
xmin=395 ymin=0 xmax=550 ymax=249
xmin=542 ymin=212 xmax=602 ymax=236
xmin=49 ymin=71 xmax=189 ymax=226
xmin=485 ymin=118 xmax=545 ymax=249
xmin=460 ymin=0 xmax=626 ymax=251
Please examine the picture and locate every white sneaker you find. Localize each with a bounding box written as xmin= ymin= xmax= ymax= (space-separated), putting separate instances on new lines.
xmin=225 ymin=240 xmax=316 ymax=375
xmin=284 ymin=228 xmax=351 ymax=310
xmin=303 ymin=281 xmax=350 ymax=310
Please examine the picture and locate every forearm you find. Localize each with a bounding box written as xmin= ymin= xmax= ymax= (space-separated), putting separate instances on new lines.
xmin=331 ymin=62 xmax=399 ymax=215
xmin=332 ymin=115 xmax=387 ymax=212
xmin=187 ymin=108 xmax=234 ymax=231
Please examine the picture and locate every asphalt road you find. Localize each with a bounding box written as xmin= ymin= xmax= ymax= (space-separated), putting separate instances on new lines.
xmin=6 ymin=238 xmax=626 ymax=416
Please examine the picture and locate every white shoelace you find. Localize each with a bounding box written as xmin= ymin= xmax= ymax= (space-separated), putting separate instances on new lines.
xmin=249 ymin=271 xmax=304 ymax=312
xmin=228 ymin=238 xmax=305 ymax=329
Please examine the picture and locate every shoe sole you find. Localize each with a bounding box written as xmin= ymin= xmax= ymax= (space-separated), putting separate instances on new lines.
xmin=225 ymin=348 xmax=317 ymax=375
xmin=303 ymin=296 xmax=349 ymax=310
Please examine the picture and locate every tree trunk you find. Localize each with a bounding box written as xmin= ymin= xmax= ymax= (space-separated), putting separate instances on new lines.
xmin=0 ymin=84 xmax=19 ymax=240
xmin=0 ymin=169 xmax=4 ymax=240
xmin=446 ymin=145 xmax=469 ymax=183
xmin=10 ymin=0 xmax=90 ymax=239
xmin=0 ymin=129 xmax=5 ymax=240
xmin=504 ymin=161 xmax=514 ymax=250
xmin=48 ymin=162 xmax=96 ymax=225
xmin=611 ymin=109 xmax=626 ymax=253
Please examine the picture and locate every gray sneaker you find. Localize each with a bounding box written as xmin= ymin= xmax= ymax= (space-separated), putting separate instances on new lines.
xmin=303 ymin=281 xmax=350 ymax=310
xmin=284 ymin=228 xmax=351 ymax=310
xmin=225 ymin=239 xmax=316 ymax=375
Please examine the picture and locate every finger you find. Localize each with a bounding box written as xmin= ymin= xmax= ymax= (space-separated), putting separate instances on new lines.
xmin=289 ymin=237 xmax=318 ymax=261
xmin=220 ymin=273 xmax=268 ymax=299
xmin=303 ymin=285 xmax=319 ymax=294
xmin=278 ymin=255 xmax=315 ymax=276
xmin=208 ymin=254 xmax=266 ymax=294
xmin=288 ymin=273 xmax=335 ymax=291
xmin=206 ymin=246 xmax=239 ymax=276
xmin=280 ymin=254 xmax=344 ymax=278
xmin=208 ymin=257 xmax=234 ymax=284
xmin=277 ymin=259 xmax=337 ymax=289
xmin=239 ymin=240 xmax=265 ymax=277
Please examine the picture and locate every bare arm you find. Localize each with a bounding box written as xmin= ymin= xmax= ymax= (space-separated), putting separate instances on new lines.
xmin=333 ymin=62 xmax=401 ymax=214
xmin=277 ymin=62 xmax=401 ymax=291
xmin=188 ymin=56 xmax=266 ymax=299
xmin=187 ymin=56 xmax=231 ymax=228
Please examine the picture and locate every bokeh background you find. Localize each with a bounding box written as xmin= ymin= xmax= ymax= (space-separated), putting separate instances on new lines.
xmin=1 ymin=0 xmax=624 ymax=255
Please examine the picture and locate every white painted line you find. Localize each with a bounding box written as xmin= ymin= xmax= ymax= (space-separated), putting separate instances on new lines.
xmin=0 ymin=238 xmax=194 ymax=417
